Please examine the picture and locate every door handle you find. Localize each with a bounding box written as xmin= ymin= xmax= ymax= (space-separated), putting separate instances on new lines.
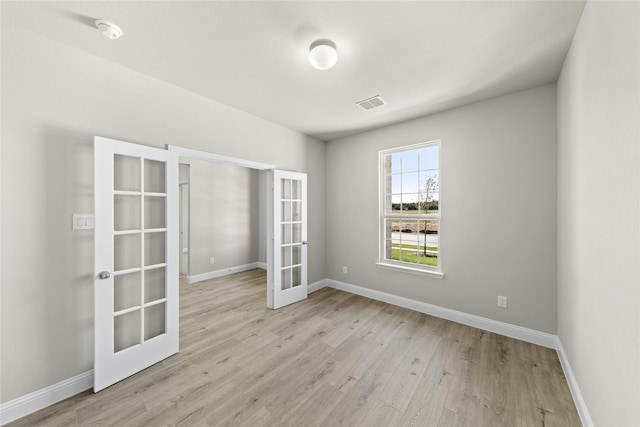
xmin=302 ymin=241 xmax=308 ymax=245
xmin=98 ymin=271 xmax=111 ymax=280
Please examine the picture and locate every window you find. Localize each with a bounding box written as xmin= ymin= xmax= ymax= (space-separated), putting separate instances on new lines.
xmin=378 ymin=140 xmax=442 ymax=278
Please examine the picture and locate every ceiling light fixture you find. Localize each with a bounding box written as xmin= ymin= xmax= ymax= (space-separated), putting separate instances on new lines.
xmin=95 ymin=20 xmax=123 ymax=40
xmin=308 ymin=39 xmax=338 ymax=70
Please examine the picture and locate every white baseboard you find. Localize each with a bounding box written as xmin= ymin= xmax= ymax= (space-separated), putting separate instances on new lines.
xmin=187 ymin=262 xmax=262 ymax=284
xmin=2 ymin=277 xmax=590 ymax=427
xmin=0 ymin=370 xmax=93 ymax=425
xmin=325 ymin=278 xmax=558 ymax=349
xmin=308 ymin=279 xmax=328 ymax=294
xmin=257 ymin=262 xmax=267 ymax=270
xmin=556 ymin=339 xmax=593 ymax=427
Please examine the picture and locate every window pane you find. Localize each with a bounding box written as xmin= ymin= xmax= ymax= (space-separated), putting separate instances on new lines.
xmin=402 ymin=172 xmax=420 ymax=193
xmin=402 ymin=151 xmax=419 ymax=173
xmin=391 ymin=153 xmax=401 ymax=174
xmin=384 ymin=239 xmax=393 ymax=260
xmin=391 ymin=174 xmax=402 ymax=195
xmin=384 ymin=219 xmax=394 ymax=239
xmin=419 ymin=146 xmax=439 ymax=170
xmin=402 ymin=193 xmax=420 ymax=212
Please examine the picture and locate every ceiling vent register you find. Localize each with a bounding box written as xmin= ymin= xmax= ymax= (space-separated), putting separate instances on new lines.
xmin=356 ymin=95 xmax=387 ymax=111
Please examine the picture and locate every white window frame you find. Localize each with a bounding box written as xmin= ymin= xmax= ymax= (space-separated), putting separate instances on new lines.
xmin=376 ymin=140 xmax=444 ymax=279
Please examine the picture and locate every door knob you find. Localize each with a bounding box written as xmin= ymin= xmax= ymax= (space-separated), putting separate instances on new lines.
xmin=98 ymin=271 xmax=111 ymax=280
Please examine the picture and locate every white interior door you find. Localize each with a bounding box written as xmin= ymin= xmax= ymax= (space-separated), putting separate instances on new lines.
xmin=270 ymin=170 xmax=307 ymax=309
xmin=94 ymin=136 xmax=179 ymax=392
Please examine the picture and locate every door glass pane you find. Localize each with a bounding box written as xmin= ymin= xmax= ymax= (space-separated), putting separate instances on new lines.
xmin=114 ymin=155 xmax=140 ymax=192
xmin=114 ymin=234 xmax=141 ymax=271
xmin=281 ymin=224 xmax=291 ymax=244
xmin=281 ymin=178 xmax=291 ymax=199
xmin=281 ymin=246 xmax=291 ymax=268
xmin=144 ymin=232 xmax=165 ymax=266
xmin=114 ymin=310 xmax=141 ymax=353
xmin=114 ymin=272 xmax=141 ymax=312
xmin=292 ymin=202 xmax=301 ymax=221
xmin=281 ymin=269 xmax=291 ymax=290
xmin=291 ymin=266 xmax=301 ymax=288
xmin=292 ymin=180 xmax=301 ymax=200
xmin=144 ymin=159 xmax=165 ymax=193
xmin=144 ymin=196 xmax=166 ymax=229
xmin=114 ymin=195 xmax=140 ymax=231
xmin=292 ymin=223 xmax=301 ymax=243
xmin=292 ymin=244 xmax=301 ymax=265
xmin=145 ymin=267 xmax=166 ymax=303
xmin=281 ymin=201 xmax=291 ymax=221
xmin=144 ymin=303 xmax=166 ymax=341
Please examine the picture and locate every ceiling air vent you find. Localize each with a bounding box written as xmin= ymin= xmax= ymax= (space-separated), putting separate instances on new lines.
xmin=356 ymin=95 xmax=386 ymax=111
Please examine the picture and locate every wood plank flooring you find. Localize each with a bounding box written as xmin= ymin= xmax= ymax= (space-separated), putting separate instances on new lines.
xmin=7 ymin=269 xmax=581 ymax=427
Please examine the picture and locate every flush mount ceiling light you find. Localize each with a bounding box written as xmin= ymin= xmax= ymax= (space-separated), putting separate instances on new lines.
xmin=308 ymin=39 xmax=338 ymax=70
xmin=95 ymin=20 xmax=123 ymax=40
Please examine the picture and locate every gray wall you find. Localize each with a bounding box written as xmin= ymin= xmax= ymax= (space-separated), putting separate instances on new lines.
xmin=326 ymin=84 xmax=558 ymax=333
xmin=0 ymin=24 xmax=326 ymax=402
xmin=557 ymin=2 xmax=640 ymax=425
xmin=185 ymin=159 xmax=260 ymax=276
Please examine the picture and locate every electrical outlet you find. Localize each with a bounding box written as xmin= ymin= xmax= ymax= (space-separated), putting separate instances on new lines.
xmin=210 ymin=257 xmax=215 ymax=265
xmin=497 ymin=295 xmax=508 ymax=308
xmin=342 ymin=266 xmax=348 ymax=274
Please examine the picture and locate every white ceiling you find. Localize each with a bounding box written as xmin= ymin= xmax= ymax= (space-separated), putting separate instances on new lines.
xmin=4 ymin=1 xmax=585 ymax=141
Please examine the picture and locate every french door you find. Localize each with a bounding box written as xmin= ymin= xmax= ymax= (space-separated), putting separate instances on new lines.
xmin=270 ymin=170 xmax=308 ymax=309
xmin=94 ymin=136 xmax=179 ymax=392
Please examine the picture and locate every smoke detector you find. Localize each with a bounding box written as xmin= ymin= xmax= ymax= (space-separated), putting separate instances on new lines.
xmin=356 ymin=95 xmax=387 ymax=111
xmin=95 ymin=20 xmax=123 ymax=40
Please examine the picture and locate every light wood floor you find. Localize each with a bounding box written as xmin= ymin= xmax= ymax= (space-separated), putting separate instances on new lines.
xmin=8 ymin=269 xmax=580 ymax=427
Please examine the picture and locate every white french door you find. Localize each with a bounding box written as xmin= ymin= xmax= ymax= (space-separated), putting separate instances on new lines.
xmin=94 ymin=136 xmax=179 ymax=392
xmin=269 ymin=170 xmax=308 ymax=309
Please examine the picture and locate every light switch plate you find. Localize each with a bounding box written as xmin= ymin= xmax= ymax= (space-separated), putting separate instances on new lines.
xmin=73 ymin=214 xmax=94 ymax=230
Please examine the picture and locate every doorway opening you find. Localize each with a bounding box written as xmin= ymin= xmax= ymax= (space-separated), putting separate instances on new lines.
xmin=168 ymin=146 xmax=275 ymax=305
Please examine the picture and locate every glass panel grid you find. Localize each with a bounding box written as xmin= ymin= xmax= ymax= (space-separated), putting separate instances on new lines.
xmin=381 ymin=142 xmax=440 ymax=270
xmin=144 ymin=302 xmax=166 ymax=341
xmin=279 ymin=177 xmax=304 ymax=292
xmin=114 ymin=310 xmax=141 ymax=353
xmin=114 ymin=272 xmax=141 ymax=312
xmin=112 ymin=154 xmax=168 ymax=355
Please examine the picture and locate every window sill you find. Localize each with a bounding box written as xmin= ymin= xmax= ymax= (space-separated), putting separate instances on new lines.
xmin=375 ymin=262 xmax=445 ymax=280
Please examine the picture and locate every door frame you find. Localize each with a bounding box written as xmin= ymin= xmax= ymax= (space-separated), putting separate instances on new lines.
xmin=167 ymin=146 xmax=277 ymax=307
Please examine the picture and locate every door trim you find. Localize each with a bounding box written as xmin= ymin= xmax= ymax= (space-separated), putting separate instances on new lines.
xmin=167 ymin=145 xmax=274 ymax=170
